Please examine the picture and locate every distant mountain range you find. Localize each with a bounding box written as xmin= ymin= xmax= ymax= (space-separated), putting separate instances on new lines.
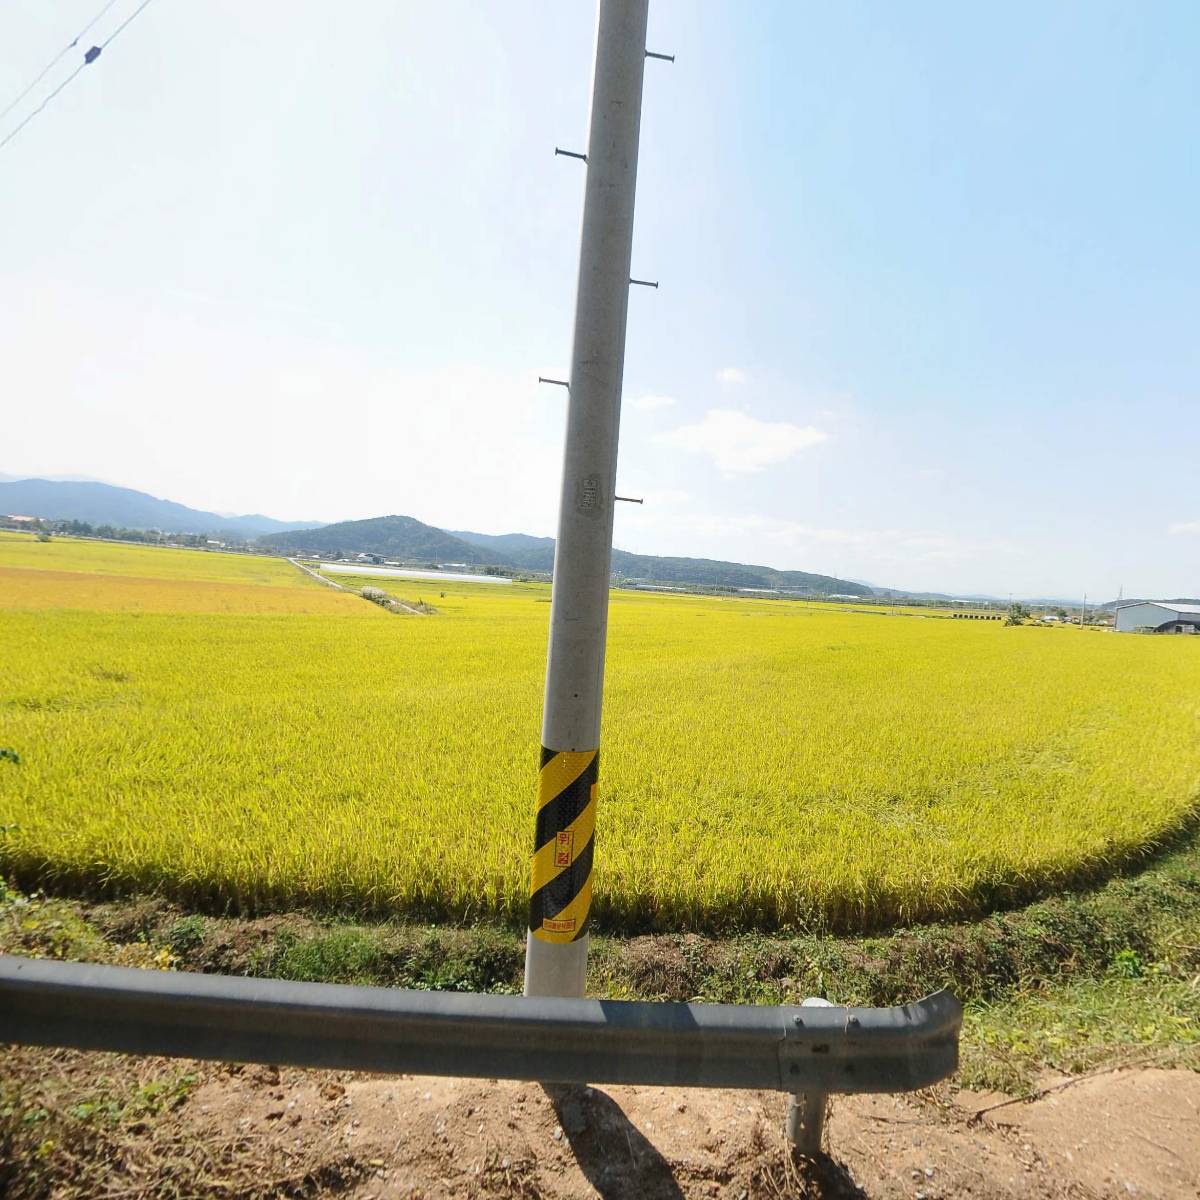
xmin=449 ymin=530 xmax=554 ymax=559
xmin=8 ymin=474 xmax=1048 ymax=599
xmin=871 ymin=587 xmax=989 ymax=603
xmin=0 ymin=479 xmax=322 ymax=538
xmin=265 ymin=515 xmax=873 ymax=596
xmin=452 ymin=530 xmax=872 ymax=593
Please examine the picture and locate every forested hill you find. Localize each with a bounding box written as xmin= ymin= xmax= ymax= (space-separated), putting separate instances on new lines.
xmin=263 ymin=516 xmax=491 ymax=564
xmin=452 ymin=530 xmax=869 ymax=593
xmin=267 ymin=515 xmax=873 ymax=596
xmin=613 ymin=551 xmax=870 ymax=594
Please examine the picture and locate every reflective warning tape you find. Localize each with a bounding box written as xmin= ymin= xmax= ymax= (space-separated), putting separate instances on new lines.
xmin=529 ymin=746 xmax=598 ymax=943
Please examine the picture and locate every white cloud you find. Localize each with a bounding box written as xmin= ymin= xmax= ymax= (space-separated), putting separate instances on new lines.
xmin=0 ymin=282 xmax=566 ymax=532
xmin=637 ymin=488 xmax=691 ymax=506
xmin=657 ymin=409 xmax=828 ymax=475
xmin=1168 ymin=521 xmax=1200 ymax=536
xmin=630 ymin=393 xmax=676 ymax=412
xmin=716 ymin=367 xmax=746 ymax=385
xmin=668 ymin=515 xmax=967 ymax=557
xmin=615 ymin=508 xmax=1022 ymax=579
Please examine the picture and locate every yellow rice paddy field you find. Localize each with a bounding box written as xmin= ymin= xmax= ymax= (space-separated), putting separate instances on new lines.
xmin=1 ymin=531 xmax=1198 ymax=931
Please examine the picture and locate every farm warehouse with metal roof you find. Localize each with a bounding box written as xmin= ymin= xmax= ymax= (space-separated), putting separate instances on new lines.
xmin=1115 ymin=600 xmax=1200 ymax=633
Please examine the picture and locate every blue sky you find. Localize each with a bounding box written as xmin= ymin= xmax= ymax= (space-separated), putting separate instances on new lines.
xmin=2 ymin=1 xmax=1197 ymax=598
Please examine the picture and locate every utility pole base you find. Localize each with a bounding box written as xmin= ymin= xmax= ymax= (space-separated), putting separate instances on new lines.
xmin=524 ymin=934 xmax=589 ymax=999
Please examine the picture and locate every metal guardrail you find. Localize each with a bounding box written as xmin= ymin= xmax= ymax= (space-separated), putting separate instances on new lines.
xmin=0 ymin=956 xmax=959 ymax=1098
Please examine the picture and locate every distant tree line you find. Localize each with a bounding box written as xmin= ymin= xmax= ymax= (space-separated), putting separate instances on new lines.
xmin=0 ymin=515 xmax=268 ymax=554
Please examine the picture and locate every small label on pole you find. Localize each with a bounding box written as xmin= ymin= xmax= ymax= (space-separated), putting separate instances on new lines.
xmin=577 ymin=473 xmax=601 ymax=513
xmin=554 ymin=829 xmax=574 ymax=868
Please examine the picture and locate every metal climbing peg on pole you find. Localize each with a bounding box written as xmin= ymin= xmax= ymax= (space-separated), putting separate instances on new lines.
xmin=524 ymin=0 xmax=651 ymax=999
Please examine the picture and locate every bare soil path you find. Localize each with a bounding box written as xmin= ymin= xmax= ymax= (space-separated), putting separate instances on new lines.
xmin=4 ymin=1046 xmax=1196 ymax=1198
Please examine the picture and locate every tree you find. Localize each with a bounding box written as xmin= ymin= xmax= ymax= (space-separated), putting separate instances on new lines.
xmin=1006 ymin=602 xmax=1030 ymax=626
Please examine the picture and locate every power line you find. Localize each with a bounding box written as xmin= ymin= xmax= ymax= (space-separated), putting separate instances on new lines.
xmin=100 ymin=0 xmax=158 ymax=51
xmin=0 ymin=0 xmax=123 ymax=122
xmin=0 ymin=61 xmax=90 ymax=152
xmin=0 ymin=0 xmax=158 ymax=154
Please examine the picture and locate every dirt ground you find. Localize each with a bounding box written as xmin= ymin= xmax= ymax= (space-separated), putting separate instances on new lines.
xmin=5 ymin=1047 xmax=1197 ymax=1199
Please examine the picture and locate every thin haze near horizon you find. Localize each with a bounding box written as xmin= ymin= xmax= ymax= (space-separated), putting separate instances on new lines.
xmin=2 ymin=2 xmax=1197 ymax=599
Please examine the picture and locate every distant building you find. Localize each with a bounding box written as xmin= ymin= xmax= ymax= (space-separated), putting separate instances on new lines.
xmin=1115 ymin=601 xmax=1200 ymax=634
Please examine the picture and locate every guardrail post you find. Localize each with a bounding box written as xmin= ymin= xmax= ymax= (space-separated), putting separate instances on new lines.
xmin=787 ymin=996 xmax=833 ymax=1154
xmin=524 ymin=0 xmax=650 ymax=998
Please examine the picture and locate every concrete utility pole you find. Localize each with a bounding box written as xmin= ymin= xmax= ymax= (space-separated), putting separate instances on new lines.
xmin=525 ymin=0 xmax=651 ymax=998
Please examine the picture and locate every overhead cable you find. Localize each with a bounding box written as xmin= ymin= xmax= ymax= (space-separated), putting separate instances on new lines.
xmin=0 ymin=0 xmax=157 ymax=154
xmin=0 ymin=0 xmax=123 ymax=122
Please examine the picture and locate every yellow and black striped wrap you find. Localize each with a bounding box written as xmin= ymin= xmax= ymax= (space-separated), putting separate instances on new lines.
xmin=529 ymin=746 xmax=598 ymax=944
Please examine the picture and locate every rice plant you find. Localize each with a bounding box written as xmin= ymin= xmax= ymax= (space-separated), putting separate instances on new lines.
xmin=2 ymin=534 xmax=1197 ymax=932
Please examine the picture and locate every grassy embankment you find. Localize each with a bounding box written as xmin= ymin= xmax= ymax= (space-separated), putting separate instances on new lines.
xmin=2 ymin=823 xmax=1197 ymax=1094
